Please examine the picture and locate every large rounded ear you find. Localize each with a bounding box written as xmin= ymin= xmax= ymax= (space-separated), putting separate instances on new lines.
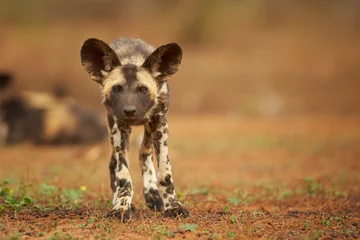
xmin=142 ymin=43 xmax=182 ymax=81
xmin=80 ymin=38 xmax=121 ymax=84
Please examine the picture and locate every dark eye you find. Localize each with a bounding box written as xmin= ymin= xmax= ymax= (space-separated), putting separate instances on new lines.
xmin=139 ymin=86 xmax=148 ymax=94
xmin=112 ymin=85 xmax=123 ymax=93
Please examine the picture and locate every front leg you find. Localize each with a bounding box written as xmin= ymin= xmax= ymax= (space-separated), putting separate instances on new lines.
xmin=107 ymin=116 xmax=134 ymax=222
xmin=151 ymin=117 xmax=189 ymax=217
xmin=139 ymin=124 xmax=163 ymax=211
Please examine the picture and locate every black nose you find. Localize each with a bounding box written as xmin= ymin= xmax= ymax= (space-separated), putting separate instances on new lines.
xmin=123 ymin=106 xmax=136 ymax=118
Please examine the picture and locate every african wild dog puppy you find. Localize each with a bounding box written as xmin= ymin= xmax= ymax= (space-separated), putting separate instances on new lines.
xmin=0 ymin=73 xmax=107 ymax=145
xmin=80 ymin=38 xmax=189 ymax=221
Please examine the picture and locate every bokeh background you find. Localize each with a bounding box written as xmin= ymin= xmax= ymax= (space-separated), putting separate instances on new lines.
xmin=1 ymin=0 xmax=360 ymax=116
xmin=1 ymin=1 xmax=360 ymax=239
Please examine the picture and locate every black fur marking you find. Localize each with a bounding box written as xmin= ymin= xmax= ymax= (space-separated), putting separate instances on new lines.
xmin=164 ymin=140 xmax=167 ymax=146
xmin=115 ymin=146 xmax=120 ymax=152
xmin=144 ymin=188 xmax=163 ymax=212
xmin=119 ymin=157 xmax=128 ymax=169
xmin=120 ymin=132 xmax=126 ymax=150
xmin=119 ymin=178 xmax=128 ymax=188
xmin=117 ymin=179 xmax=132 ymax=198
xmin=153 ymin=140 xmax=160 ymax=168
xmin=107 ymin=114 xmax=115 ymax=128
xmin=122 ymin=64 xmax=138 ymax=84
xmin=156 ymin=131 xmax=162 ymax=139
xmin=163 ymin=128 xmax=168 ymax=134
xmin=142 ymin=130 xmax=152 ymax=146
xmin=159 ymin=174 xmax=175 ymax=195
xmin=163 ymin=193 xmax=168 ymax=198
xmin=111 ymin=128 xmax=117 ymax=135
xmin=150 ymin=93 xmax=170 ymax=116
xmin=109 ymin=153 xmax=117 ymax=192
xmin=140 ymin=153 xmax=150 ymax=161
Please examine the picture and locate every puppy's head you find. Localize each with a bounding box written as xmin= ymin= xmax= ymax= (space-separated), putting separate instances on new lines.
xmin=80 ymin=38 xmax=182 ymax=125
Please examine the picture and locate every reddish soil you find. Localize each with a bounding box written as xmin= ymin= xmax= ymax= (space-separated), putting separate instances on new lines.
xmin=0 ymin=115 xmax=359 ymax=239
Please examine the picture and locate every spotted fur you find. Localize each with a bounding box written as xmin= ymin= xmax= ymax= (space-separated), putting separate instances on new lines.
xmin=81 ymin=38 xmax=188 ymax=221
xmin=0 ymin=73 xmax=107 ymax=145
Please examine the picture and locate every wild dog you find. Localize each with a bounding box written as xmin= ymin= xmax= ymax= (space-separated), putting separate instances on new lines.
xmin=80 ymin=38 xmax=189 ymax=221
xmin=0 ymin=73 xmax=107 ymax=145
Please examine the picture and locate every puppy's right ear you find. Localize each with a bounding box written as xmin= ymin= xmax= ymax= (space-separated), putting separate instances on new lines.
xmin=80 ymin=38 xmax=120 ymax=84
xmin=0 ymin=73 xmax=12 ymax=90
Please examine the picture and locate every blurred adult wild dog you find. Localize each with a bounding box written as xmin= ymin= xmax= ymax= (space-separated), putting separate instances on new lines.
xmin=0 ymin=73 xmax=107 ymax=145
xmin=80 ymin=38 xmax=188 ymax=221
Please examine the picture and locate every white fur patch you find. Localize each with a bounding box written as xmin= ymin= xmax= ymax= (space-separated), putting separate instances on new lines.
xmin=142 ymin=153 xmax=158 ymax=192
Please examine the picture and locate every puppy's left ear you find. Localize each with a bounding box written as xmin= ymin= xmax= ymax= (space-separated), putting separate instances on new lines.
xmin=142 ymin=43 xmax=182 ymax=81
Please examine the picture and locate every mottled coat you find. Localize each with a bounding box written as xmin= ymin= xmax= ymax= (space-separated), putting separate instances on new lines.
xmin=81 ymin=38 xmax=188 ymax=221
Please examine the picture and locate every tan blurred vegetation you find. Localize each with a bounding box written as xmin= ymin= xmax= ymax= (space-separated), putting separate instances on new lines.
xmin=1 ymin=0 xmax=360 ymax=115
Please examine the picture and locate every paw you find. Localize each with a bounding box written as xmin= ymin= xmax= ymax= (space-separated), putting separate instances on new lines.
xmin=144 ymin=188 xmax=164 ymax=212
xmin=164 ymin=205 xmax=189 ymax=218
xmin=107 ymin=206 xmax=134 ymax=222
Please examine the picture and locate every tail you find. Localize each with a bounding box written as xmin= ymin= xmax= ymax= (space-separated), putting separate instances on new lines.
xmin=0 ymin=73 xmax=13 ymax=91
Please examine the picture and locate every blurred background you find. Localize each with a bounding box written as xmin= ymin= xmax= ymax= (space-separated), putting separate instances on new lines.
xmin=1 ymin=0 xmax=360 ymax=117
xmin=0 ymin=3 xmax=359 ymax=238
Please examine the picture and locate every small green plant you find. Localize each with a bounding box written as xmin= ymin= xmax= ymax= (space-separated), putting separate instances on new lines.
xmin=179 ymin=223 xmax=198 ymax=232
xmin=230 ymin=215 xmax=237 ymax=224
xmin=279 ymin=189 xmax=293 ymax=199
xmin=2 ymin=196 xmax=35 ymax=212
xmin=177 ymin=191 xmax=185 ymax=201
xmin=7 ymin=231 xmax=21 ymax=240
xmin=304 ymin=220 xmax=312 ymax=230
xmin=334 ymin=191 xmax=347 ymax=197
xmin=223 ymin=205 xmax=230 ymax=214
xmin=87 ymin=218 xmax=95 ymax=224
xmin=151 ymin=225 xmax=173 ymax=237
xmin=0 ymin=181 xmax=13 ymax=197
xmin=228 ymin=231 xmax=236 ymax=239
xmin=49 ymin=232 xmax=63 ymax=240
xmin=229 ymin=196 xmax=241 ymax=206
xmin=78 ymin=223 xmax=86 ymax=229
xmin=321 ymin=217 xmax=333 ymax=227
xmin=40 ymin=183 xmax=58 ymax=196
xmin=191 ymin=188 xmax=210 ymax=196
xmin=211 ymin=233 xmax=220 ymax=239
xmin=304 ymin=177 xmax=321 ymax=195
xmin=312 ymin=229 xmax=324 ymax=240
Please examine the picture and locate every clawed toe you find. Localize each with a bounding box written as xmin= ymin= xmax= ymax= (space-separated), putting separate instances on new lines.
xmin=164 ymin=206 xmax=189 ymax=218
xmin=107 ymin=208 xmax=133 ymax=222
